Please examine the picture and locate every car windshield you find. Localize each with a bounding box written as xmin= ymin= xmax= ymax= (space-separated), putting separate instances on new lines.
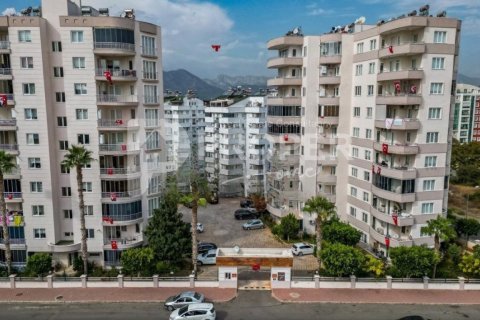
xmin=247 ymin=220 xmax=254 ymax=224
xmin=173 ymin=294 xmax=181 ymax=300
xmin=178 ymin=305 xmax=188 ymax=315
xmin=193 ymin=292 xmax=201 ymax=300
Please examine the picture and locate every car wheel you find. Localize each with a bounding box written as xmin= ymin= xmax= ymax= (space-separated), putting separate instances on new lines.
xmin=197 ymin=261 xmax=203 ymax=265
xmin=247 ymin=227 xmax=251 ymax=230
xmin=298 ymin=252 xmax=303 ymax=256
xmin=167 ymin=306 xmax=175 ymax=311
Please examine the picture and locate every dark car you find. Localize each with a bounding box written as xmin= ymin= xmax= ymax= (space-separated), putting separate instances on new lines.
xmin=240 ymin=199 xmax=253 ymax=208
xmin=197 ymin=242 xmax=217 ymax=254
xmin=234 ymin=208 xmax=259 ymax=220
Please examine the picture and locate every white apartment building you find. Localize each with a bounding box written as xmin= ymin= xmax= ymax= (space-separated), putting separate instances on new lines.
xmin=205 ymin=95 xmax=267 ymax=197
xmin=164 ymin=94 xmax=205 ymax=191
xmin=453 ymin=83 xmax=480 ymax=142
xmin=0 ymin=0 xmax=164 ymax=268
xmin=267 ymin=9 xmax=460 ymax=256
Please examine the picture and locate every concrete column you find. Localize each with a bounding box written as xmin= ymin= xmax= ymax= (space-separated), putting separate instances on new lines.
xmin=47 ymin=275 xmax=53 ymax=288
xmin=118 ymin=274 xmax=124 ymax=288
xmin=80 ymin=274 xmax=87 ymax=288
xmin=153 ymin=275 xmax=159 ymax=288
xmin=423 ymin=276 xmax=429 ymax=289
xmin=314 ymin=274 xmax=320 ymax=289
xmin=189 ymin=274 xmax=195 ymax=288
xmin=458 ymin=277 xmax=465 ymax=290
xmin=350 ymin=275 xmax=356 ymax=289
xmin=386 ymin=276 xmax=392 ymax=289
xmin=9 ymin=274 xmax=16 ymax=289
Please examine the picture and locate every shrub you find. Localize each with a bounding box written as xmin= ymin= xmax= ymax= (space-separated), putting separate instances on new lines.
xmin=323 ymin=220 xmax=361 ymax=246
xmin=320 ymin=243 xmax=365 ymax=277
xmin=25 ymin=253 xmax=52 ymax=277
xmin=73 ymin=257 xmax=96 ymax=276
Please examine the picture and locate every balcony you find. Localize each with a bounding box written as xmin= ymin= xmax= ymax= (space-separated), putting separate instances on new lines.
xmin=100 ymin=166 xmax=140 ymax=176
xmin=3 ymin=192 xmax=22 ymax=202
xmin=369 ymin=225 xmax=413 ymax=248
xmin=97 ymin=119 xmax=139 ymax=130
xmin=267 ymin=96 xmax=301 ymax=106
xmin=319 ymin=54 xmax=341 ymax=64
xmin=47 ymin=241 xmax=81 ymax=253
xmin=0 ymin=238 xmax=26 ymax=250
xmin=267 ymin=57 xmax=302 ymax=69
xmin=318 ymin=96 xmax=339 ymax=105
xmin=95 ymin=68 xmax=137 ymax=82
xmin=317 ymin=156 xmax=338 ymax=166
xmin=266 ymin=203 xmax=292 ymax=218
xmin=96 ymin=94 xmax=138 ymax=106
xmin=102 ymin=212 xmax=143 ymax=225
xmin=379 ymin=16 xmax=427 ymax=35
xmin=0 ymin=94 xmax=15 ymax=107
xmin=0 ymin=119 xmax=16 ymax=130
xmin=378 ymin=42 xmax=425 ymax=59
xmin=267 ymin=36 xmax=304 ymax=50
xmin=318 ymin=135 xmax=338 ymax=145
xmin=267 ymin=76 xmax=302 ymax=87
xmin=0 ymin=41 xmax=10 ymax=53
xmin=318 ymin=116 xmax=339 ymax=125
xmin=319 ymin=75 xmax=340 ymax=85
xmin=93 ymin=42 xmax=136 ymax=56
xmin=377 ymin=69 xmax=424 ymax=82
xmin=373 ymin=142 xmax=419 ymax=155
xmin=371 ymin=185 xmax=415 ymax=203
xmin=103 ymin=234 xmax=143 ymax=250
xmin=0 ymin=68 xmax=12 ymax=80
xmin=373 ymin=163 xmax=417 ymax=180
xmin=101 ymin=189 xmax=141 ymax=200
xmin=374 ymin=118 xmax=420 ymax=130
xmin=370 ymin=206 xmax=415 ymax=227
xmin=376 ymin=93 xmax=422 ymax=105
xmin=317 ymin=173 xmax=336 ymax=184
xmin=98 ymin=144 xmax=140 ymax=155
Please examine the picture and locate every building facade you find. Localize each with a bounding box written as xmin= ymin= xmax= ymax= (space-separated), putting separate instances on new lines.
xmin=453 ymin=83 xmax=480 ymax=143
xmin=205 ymin=95 xmax=267 ymax=197
xmin=0 ymin=0 xmax=164 ymax=268
xmin=267 ymin=11 xmax=461 ymax=256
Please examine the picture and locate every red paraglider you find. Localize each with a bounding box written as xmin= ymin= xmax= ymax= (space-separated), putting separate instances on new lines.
xmin=211 ymin=44 xmax=221 ymax=52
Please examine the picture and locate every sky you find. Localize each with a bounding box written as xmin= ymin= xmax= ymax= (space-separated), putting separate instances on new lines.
xmin=2 ymin=0 xmax=480 ymax=79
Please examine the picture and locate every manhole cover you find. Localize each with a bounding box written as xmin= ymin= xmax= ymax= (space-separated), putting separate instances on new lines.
xmin=289 ymin=292 xmax=300 ymax=299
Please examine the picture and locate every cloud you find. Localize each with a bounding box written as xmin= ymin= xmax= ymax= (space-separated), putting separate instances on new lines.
xmin=2 ymin=8 xmax=17 ymax=16
xmin=308 ymin=8 xmax=333 ymax=16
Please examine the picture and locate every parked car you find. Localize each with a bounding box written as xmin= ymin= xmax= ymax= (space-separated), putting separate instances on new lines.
xmin=197 ymin=249 xmax=217 ymax=265
xmin=234 ymin=208 xmax=259 ymax=220
xmin=169 ymin=303 xmax=216 ymax=320
xmin=291 ymin=242 xmax=314 ymax=256
xmin=240 ymin=199 xmax=253 ymax=208
xmin=197 ymin=242 xmax=217 ymax=254
xmin=164 ymin=291 xmax=205 ymax=311
xmin=242 ymin=219 xmax=264 ymax=230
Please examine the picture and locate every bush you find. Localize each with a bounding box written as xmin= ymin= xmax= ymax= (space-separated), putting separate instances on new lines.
xmin=323 ymin=220 xmax=361 ymax=246
xmin=73 ymin=257 xmax=96 ymax=276
xmin=25 ymin=253 xmax=52 ymax=277
xmin=389 ymin=246 xmax=439 ymax=278
xmin=320 ymin=243 xmax=365 ymax=277
xmin=447 ymin=243 xmax=462 ymax=265
xmin=278 ymin=213 xmax=301 ymax=241
xmin=271 ymin=224 xmax=282 ymax=236
xmin=156 ymin=261 xmax=179 ymax=275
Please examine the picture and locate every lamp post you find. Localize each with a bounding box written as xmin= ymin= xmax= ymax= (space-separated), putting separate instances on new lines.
xmin=466 ymin=185 xmax=480 ymax=219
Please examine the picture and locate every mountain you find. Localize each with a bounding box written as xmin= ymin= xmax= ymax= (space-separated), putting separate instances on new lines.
xmin=163 ymin=69 xmax=224 ymax=100
xmin=457 ymin=73 xmax=480 ymax=86
xmin=204 ymin=74 xmax=270 ymax=93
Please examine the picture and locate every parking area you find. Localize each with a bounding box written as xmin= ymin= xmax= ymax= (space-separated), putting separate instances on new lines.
xmin=179 ymin=197 xmax=319 ymax=277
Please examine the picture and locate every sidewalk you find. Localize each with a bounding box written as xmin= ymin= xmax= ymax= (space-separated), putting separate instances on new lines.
xmin=0 ymin=287 xmax=237 ymax=303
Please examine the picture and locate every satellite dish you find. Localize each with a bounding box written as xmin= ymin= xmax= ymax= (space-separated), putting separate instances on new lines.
xmin=293 ymin=27 xmax=302 ymax=35
xmin=234 ymin=245 xmax=240 ymax=253
xmin=355 ymin=16 xmax=366 ymax=24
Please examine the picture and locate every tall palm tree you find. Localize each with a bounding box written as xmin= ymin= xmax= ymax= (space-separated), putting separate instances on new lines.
xmin=421 ymin=216 xmax=456 ymax=278
xmin=62 ymin=145 xmax=94 ymax=275
xmin=303 ymin=196 xmax=336 ymax=264
xmin=0 ymin=151 xmax=16 ymax=274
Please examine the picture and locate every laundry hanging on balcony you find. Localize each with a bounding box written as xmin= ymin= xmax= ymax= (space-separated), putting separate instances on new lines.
xmin=393 ymin=81 xmax=401 ymax=93
xmin=102 ymin=216 xmax=114 ymax=224
xmin=382 ymin=143 xmax=389 ymax=154
xmin=385 ymin=118 xmax=394 ymax=129
xmin=107 ymin=168 xmax=114 ymax=175
xmin=104 ymin=70 xmax=113 ymax=85
xmin=410 ymin=85 xmax=417 ymax=94
xmin=388 ymin=45 xmax=393 ymax=54
xmin=0 ymin=94 xmax=7 ymax=106
xmin=110 ymin=192 xmax=117 ymax=201
xmin=111 ymin=240 xmax=118 ymax=250
xmin=13 ymin=215 xmax=23 ymax=226
xmin=392 ymin=214 xmax=398 ymax=226
xmin=115 ymin=119 xmax=123 ymax=125
xmin=283 ymin=134 xmax=288 ymax=142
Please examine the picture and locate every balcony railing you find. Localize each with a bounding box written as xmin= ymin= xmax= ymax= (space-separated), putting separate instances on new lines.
xmin=101 ymin=189 xmax=141 ymax=198
xmin=142 ymin=72 xmax=158 ymax=80
xmin=96 ymin=68 xmax=137 ymax=78
xmin=0 ymin=119 xmax=16 ymax=126
xmin=100 ymin=167 xmax=140 ymax=175
xmin=0 ymin=238 xmax=25 ymax=244
xmin=94 ymin=42 xmax=135 ymax=52
xmin=96 ymin=95 xmax=138 ymax=104
xmin=99 ymin=144 xmax=139 ymax=152
xmin=144 ymin=96 xmax=160 ymax=104
xmin=3 ymin=192 xmax=22 ymax=199
xmin=0 ymin=41 xmax=10 ymax=50
xmin=102 ymin=211 xmax=142 ymax=222
xmin=0 ymin=68 xmax=12 ymax=76
xmin=104 ymin=234 xmax=143 ymax=246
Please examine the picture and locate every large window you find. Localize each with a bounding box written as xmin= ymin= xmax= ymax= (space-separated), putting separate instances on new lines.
xmin=421 ymin=203 xmax=434 ymax=214
xmin=354 ymin=86 xmax=361 ymax=96
xmin=33 ymin=228 xmax=46 ymax=239
xmin=428 ymin=107 xmax=442 ymax=119
xmin=267 ymin=124 xmax=301 ymax=134
xmin=424 ymin=156 xmax=437 ymax=168
xmin=74 ymin=83 xmax=87 ymax=95
xmin=430 ymin=83 xmax=444 ymax=94
xmin=142 ymin=35 xmax=156 ymax=56
xmin=72 ymin=57 xmax=85 ymax=69
xmin=373 ymin=173 xmax=415 ymax=194
xmin=433 ymin=31 xmax=447 ymax=43
xmin=20 ymin=57 xmax=33 ymax=69
xmin=144 ymin=85 xmax=158 ymax=104
xmin=18 ymin=30 xmax=32 ymax=42
xmin=432 ymin=57 xmax=445 ymax=70
xmin=94 ymin=28 xmax=135 ymax=44
xmin=32 ymin=205 xmax=44 ymax=216
xmin=28 ymin=157 xmax=41 ymax=169
xmin=22 ymin=83 xmax=35 ymax=95
xmin=30 ymin=181 xmax=43 ymax=192
xmin=145 ymin=109 xmax=159 ymax=127
xmin=24 ymin=108 xmax=37 ymax=120
xmin=318 ymin=105 xmax=339 ymax=117
xmin=26 ymin=133 xmax=39 ymax=145
xmin=71 ymin=31 xmax=84 ymax=43
xmin=320 ymin=41 xmax=342 ymax=56
xmin=426 ymin=132 xmax=439 ymax=143
xmin=76 ymin=109 xmax=88 ymax=120
xmin=423 ymin=179 xmax=435 ymax=191
xmin=102 ymin=200 xmax=142 ymax=220
xmin=268 ymin=105 xmax=301 ymax=116
xmin=142 ymin=61 xmax=157 ymax=80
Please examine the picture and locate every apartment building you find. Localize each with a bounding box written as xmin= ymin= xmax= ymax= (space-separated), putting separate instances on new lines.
xmin=205 ymin=95 xmax=267 ymax=197
xmin=267 ymin=9 xmax=460 ymax=256
xmin=453 ymin=83 xmax=480 ymax=142
xmin=164 ymin=93 xmax=205 ymax=191
xmin=0 ymin=0 xmax=164 ymax=268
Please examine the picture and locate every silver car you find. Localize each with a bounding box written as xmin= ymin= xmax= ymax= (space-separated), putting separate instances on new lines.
xmin=291 ymin=242 xmax=314 ymax=256
xmin=242 ymin=219 xmax=264 ymax=230
xmin=164 ymin=291 xmax=205 ymax=311
xmin=169 ymin=303 xmax=216 ymax=320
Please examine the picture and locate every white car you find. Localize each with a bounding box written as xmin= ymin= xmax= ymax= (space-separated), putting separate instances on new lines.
xmin=169 ymin=303 xmax=216 ymax=320
xmin=197 ymin=249 xmax=216 ymax=265
xmin=291 ymin=242 xmax=314 ymax=256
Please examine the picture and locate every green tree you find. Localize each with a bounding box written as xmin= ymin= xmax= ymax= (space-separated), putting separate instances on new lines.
xmin=25 ymin=253 xmax=52 ymax=277
xmin=459 ymin=254 xmax=480 ymax=278
xmin=320 ymin=243 xmax=365 ymax=277
xmin=121 ymin=247 xmax=155 ymax=276
xmin=451 ymin=140 xmax=480 ymax=185
xmin=421 ymin=216 xmax=456 ymax=278
xmin=455 ymin=218 xmax=480 ymax=242
xmin=303 ymin=196 xmax=336 ymax=263
xmin=363 ymin=255 xmax=386 ymax=278
xmin=389 ymin=246 xmax=439 ymax=278
xmin=447 ymin=243 xmax=463 ymax=265
xmin=0 ymin=151 xmax=16 ymax=275
xmin=323 ymin=220 xmax=361 ymax=246
xmin=62 ymin=145 xmax=94 ymax=275
xmin=278 ymin=213 xmax=300 ymax=241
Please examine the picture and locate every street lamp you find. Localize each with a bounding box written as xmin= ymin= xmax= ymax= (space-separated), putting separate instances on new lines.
xmin=466 ymin=185 xmax=480 ymax=219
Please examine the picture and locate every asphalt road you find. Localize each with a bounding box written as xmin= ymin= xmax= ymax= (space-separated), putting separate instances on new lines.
xmin=2 ymin=291 xmax=480 ymax=320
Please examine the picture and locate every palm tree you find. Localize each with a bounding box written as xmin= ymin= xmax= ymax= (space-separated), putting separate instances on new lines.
xmin=303 ymin=196 xmax=336 ymax=264
xmin=421 ymin=216 xmax=456 ymax=278
xmin=0 ymin=151 xmax=16 ymax=274
xmin=62 ymin=145 xmax=94 ymax=275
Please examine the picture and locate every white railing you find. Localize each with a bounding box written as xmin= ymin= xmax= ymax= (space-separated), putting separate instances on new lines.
xmin=96 ymin=68 xmax=137 ymax=77
xmin=101 ymin=189 xmax=141 ymax=198
xmin=94 ymin=42 xmax=135 ymax=51
xmin=96 ymin=94 xmax=138 ymax=104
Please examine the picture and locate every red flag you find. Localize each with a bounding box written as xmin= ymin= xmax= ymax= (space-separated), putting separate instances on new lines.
xmin=283 ymin=134 xmax=288 ymax=142
xmin=111 ymin=240 xmax=118 ymax=250
xmin=121 ymin=144 xmax=127 ymax=151
xmin=388 ymin=45 xmax=393 ymax=53
xmin=252 ymin=263 xmax=260 ymax=271
xmin=211 ymin=44 xmax=221 ymax=52
xmin=104 ymin=71 xmax=113 ymax=84
xmin=0 ymin=94 xmax=7 ymax=106
xmin=115 ymin=119 xmax=123 ymax=125
xmin=382 ymin=143 xmax=389 ymax=154
xmin=109 ymin=217 xmax=114 ymax=224
xmin=394 ymin=81 xmax=401 ymax=93
xmin=7 ymin=193 xmax=12 ymax=200
xmin=385 ymin=236 xmax=390 ymax=249
xmin=107 ymin=168 xmax=113 ymax=175
xmin=392 ymin=214 xmax=398 ymax=226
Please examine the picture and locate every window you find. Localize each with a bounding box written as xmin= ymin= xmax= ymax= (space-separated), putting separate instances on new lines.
xmin=20 ymin=57 xmax=33 ymax=69
xmin=24 ymin=108 xmax=37 ymax=120
xmin=32 ymin=205 xmax=44 ymax=216
xmin=421 ymin=202 xmax=434 ymax=214
xmin=432 ymin=57 xmax=445 ymax=70
xmin=430 ymin=83 xmax=444 ymax=95
xmin=433 ymin=31 xmax=447 ymax=43
xmin=424 ymin=156 xmax=438 ymax=168
xmin=428 ymin=107 xmax=441 ymax=119
xmin=18 ymin=30 xmax=32 ymax=42
xmin=352 ymin=147 xmax=359 ymax=158
xmin=368 ymin=62 xmax=375 ymax=74
xmin=143 ymin=60 xmax=157 ymax=80
xmin=84 ymin=205 xmax=94 ymax=216
xmin=353 ymin=127 xmax=360 ymax=137
xmin=74 ymin=83 xmax=87 ymax=95
xmin=26 ymin=133 xmax=39 ymax=145
xmin=369 ymin=39 xmax=377 ymax=50
xmin=423 ymin=179 xmax=436 ymax=191
xmin=61 ymin=187 xmax=72 ymax=197
xmin=426 ymin=132 xmax=439 ymax=143
xmin=77 ymin=134 xmax=90 ymax=145
xmin=59 ymin=140 xmax=69 ymax=150
xmin=63 ymin=210 xmax=73 ymax=219
xmin=75 ymin=109 xmax=88 ymax=120
xmin=82 ymin=182 xmax=92 ymax=192
xmin=144 ymin=85 xmax=158 ymax=104
xmin=362 ymin=212 xmax=368 ymax=223
xmin=366 ymin=107 xmax=372 ymax=118
xmin=52 ymin=41 xmax=62 ymax=52
xmin=363 ymin=192 xmax=369 ymax=202
xmin=365 ymin=129 xmax=372 ymax=139
xmin=87 ymin=229 xmax=95 ymax=239
xmin=22 ymin=83 xmax=35 ymax=95
xmin=353 ymin=107 xmax=360 ymax=117
xmin=355 ymin=64 xmax=363 ymax=76
xmin=356 ymin=42 xmax=364 ymax=53
xmin=141 ymin=35 xmax=156 ymax=56
xmin=367 ymin=85 xmax=374 ymax=96
xmin=355 ymin=86 xmax=361 ymax=96
xmin=351 ymin=167 xmax=358 ymax=178
xmin=53 ymin=67 xmax=64 ymax=77
xmin=57 ymin=116 xmax=67 ymax=127
xmin=60 ymin=164 xmax=70 ymax=174
xmin=350 ymin=206 xmax=357 ymax=217
xmin=72 ymin=57 xmax=85 ymax=69
xmin=364 ymin=171 xmax=370 ymax=181
xmin=33 ymin=228 xmax=46 ymax=239
xmin=71 ymin=30 xmax=84 ymax=43
xmin=28 ymin=157 xmax=41 ymax=169
xmin=56 ymin=92 xmax=66 ymax=102
xmin=350 ymin=187 xmax=357 ymax=197
xmin=30 ymin=181 xmax=43 ymax=192
xmin=364 ymin=150 xmax=371 ymax=161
